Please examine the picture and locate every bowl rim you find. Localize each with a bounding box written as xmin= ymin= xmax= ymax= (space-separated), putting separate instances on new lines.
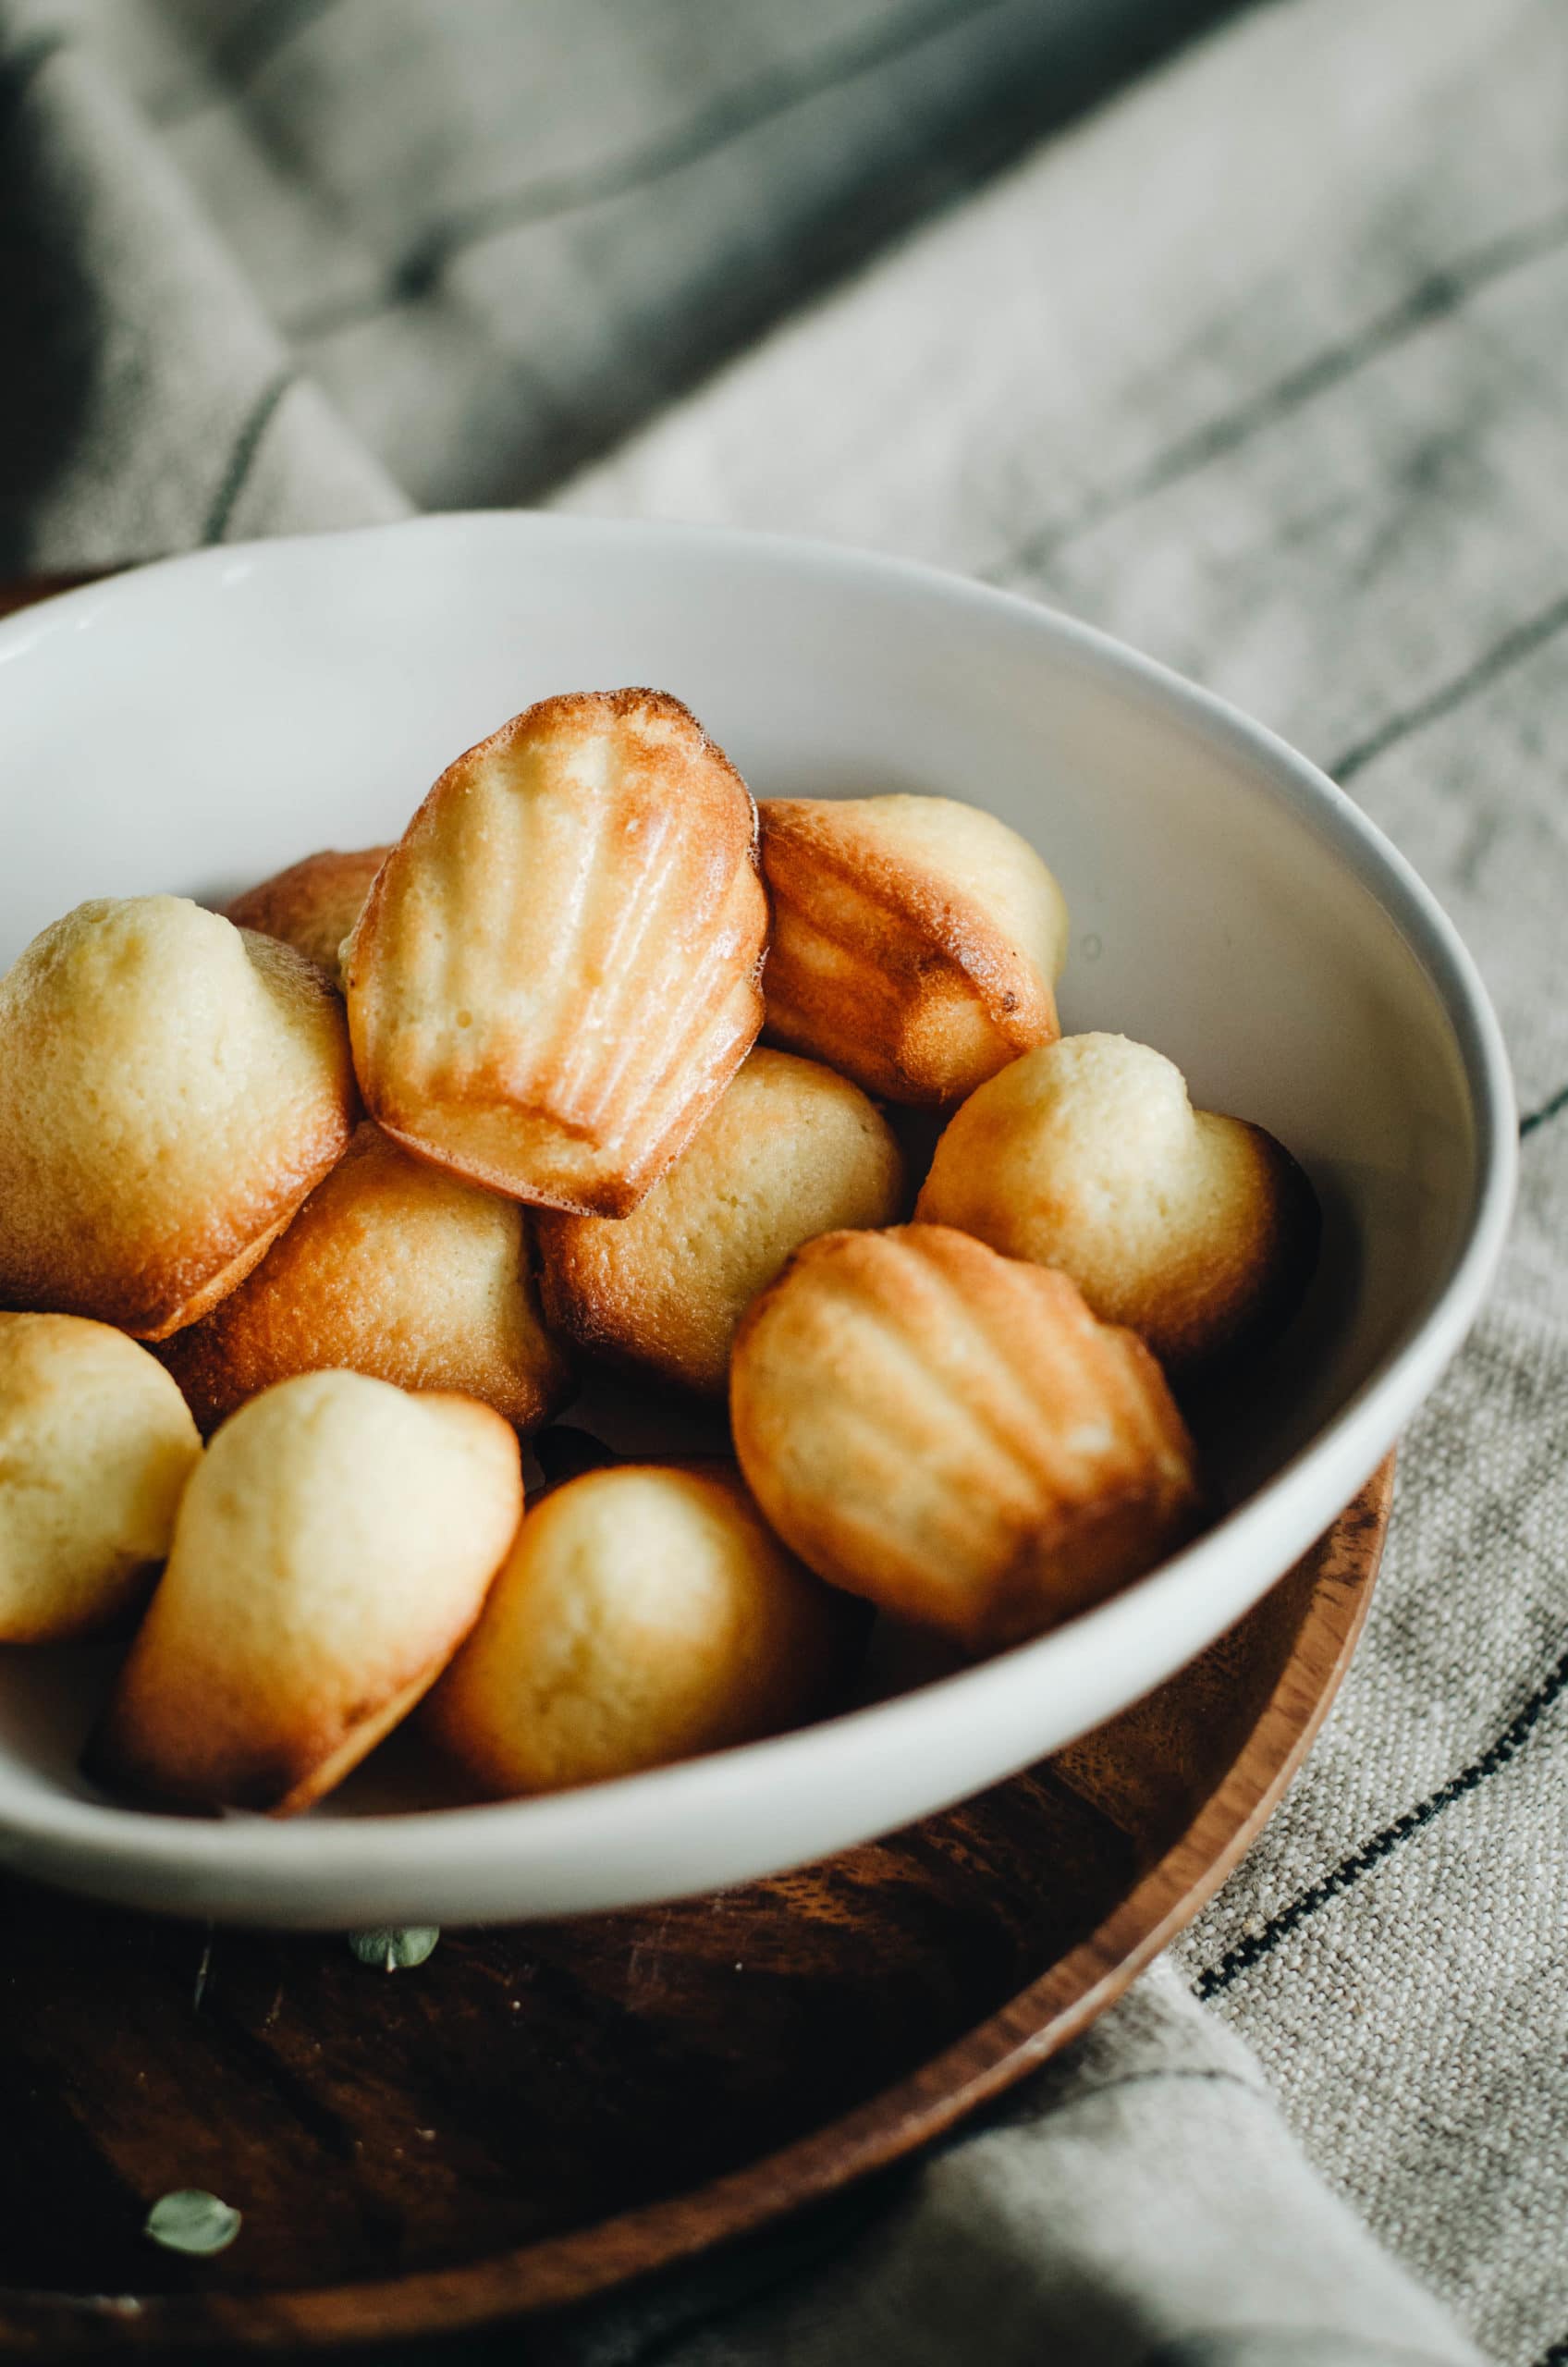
xmin=0 ymin=511 xmax=1518 ymax=1912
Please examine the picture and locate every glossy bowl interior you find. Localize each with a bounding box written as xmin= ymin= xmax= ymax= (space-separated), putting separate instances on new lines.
xmin=0 ymin=515 xmax=1513 ymax=1925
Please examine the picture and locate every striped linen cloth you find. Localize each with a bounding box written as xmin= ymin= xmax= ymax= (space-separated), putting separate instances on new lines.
xmin=3 ymin=2 xmax=1565 ymax=2361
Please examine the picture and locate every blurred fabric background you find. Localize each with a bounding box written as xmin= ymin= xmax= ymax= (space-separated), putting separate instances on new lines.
xmin=2 ymin=4 xmax=1566 ymax=2363
xmin=2 ymin=0 xmax=1247 ymax=555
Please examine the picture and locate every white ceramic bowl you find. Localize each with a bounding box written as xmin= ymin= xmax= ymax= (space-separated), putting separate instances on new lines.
xmin=0 ymin=515 xmax=1513 ymax=1927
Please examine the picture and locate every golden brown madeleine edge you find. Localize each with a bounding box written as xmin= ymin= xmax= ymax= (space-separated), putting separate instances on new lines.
xmin=758 ymin=798 xmax=1061 ymax=1102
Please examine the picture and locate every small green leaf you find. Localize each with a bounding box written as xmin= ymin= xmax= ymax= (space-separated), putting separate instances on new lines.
xmin=349 ymin=1925 xmax=440 ymax=1971
xmin=145 ymin=2189 xmax=241 ymax=2257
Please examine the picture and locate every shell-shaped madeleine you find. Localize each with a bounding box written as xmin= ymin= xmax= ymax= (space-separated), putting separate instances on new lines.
xmin=0 ymin=898 xmax=357 ymax=1341
xmin=225 ymin=845 xmax=390 ymax=980
xmin=347 ymin=689 xmax=769 ymax=1216
xmin=88 ymin=1371 xmax=522 ymax=1815
xmin=160 ymin=1122 xmax=573 ymax=1434
xmin=730 ymin=1224 xmax=1200 ymax=1650
xmin=424 ymin=1462 xmax=861 ymax=1796
xmin=916 ymin=1035 xmax=1321 ymax=1373
xmin=536 ymin=1048 xmax=904 ymax=1395
xmin=759 ymin=794 xmax=1069 ymax=1105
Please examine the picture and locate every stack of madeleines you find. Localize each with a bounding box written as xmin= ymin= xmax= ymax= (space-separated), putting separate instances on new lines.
xmin=0 ymin=686 xmax=1319 ymax=1817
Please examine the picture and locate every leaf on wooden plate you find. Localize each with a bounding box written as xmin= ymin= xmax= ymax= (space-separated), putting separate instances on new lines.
xmin=144 ymin=2189 xmax=241 ymax=2256
xmin=349 ymin=1925 xmax=440 ymax=1971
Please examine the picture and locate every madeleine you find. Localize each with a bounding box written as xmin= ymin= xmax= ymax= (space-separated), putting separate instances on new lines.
xmin=160 ymin=1122 xmax=571 ymax=1434
xmin=730 ymin=1224 xmax=1200 ymax=1650
xmin=225 ymin=845 xmax=390 ymax=979
xmin=424 ymin=1463 xmax=859 ymax=1796
xmin=346 ymin=689 xmax=769 ymax=1216
xmin=0 ymin=1315 xmax=202 ymax=1643
xmin=916 ymin=1034 xmax=1320 ymax=1373
xmin=0 ymin=897 xmax=356 ymax=1340
xmin=759 ymin=793 xmax=1068 ymax=1104
xmin=536 ymin=1049 xmax=904 ymax=1395
xmin=88 ymin=1372 xmax=522 ymax=1815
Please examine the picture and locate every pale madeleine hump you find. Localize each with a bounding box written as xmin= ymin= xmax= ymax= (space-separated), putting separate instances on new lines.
xmin=916 ymin=1033 xmax=1320 ymax=1372
xmin=225 ymin=845 xmax=391 ymax=979
xmin=424 ymin=1462 xmax=860 ymax=1797
xmin=536 ymin=1047 xmax=905 ymax=1395
xmin=759 ymin=792 xmax=1069 ymax=1104
xmin=88 ymin=1370 xmax=522 ymax=1815
xmin=160 ymin=1122 xmax=573 ymax=1433
xmin=0 ymin=897 xmax=357 ymax=1341
xmin=346 ymin=689 xmax=770 ymax=1216
xmin=730 ymin=1223 xmax=1201 ymax=1650
xmin=0 ymin=1313 xmax=202 ymax=1643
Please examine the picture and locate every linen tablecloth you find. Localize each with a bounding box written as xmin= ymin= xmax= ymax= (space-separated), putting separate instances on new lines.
xmin=2 ymin=3 xmax=1563 ymax=2360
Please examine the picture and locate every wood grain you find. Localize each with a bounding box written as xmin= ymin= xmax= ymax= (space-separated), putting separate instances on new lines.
xmin=0 ymin=1457 xmax=1390 ymax=2358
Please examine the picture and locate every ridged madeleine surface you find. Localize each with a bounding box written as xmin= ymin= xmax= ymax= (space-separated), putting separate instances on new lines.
xmin=0 ymin=1314 xmax=202 ymax=1643
xmin=160 ymin=1122 xmax=572 ymax=1433
xmin=89 ymin=1371 xmax=522 ymax=1815
xmin=536 ymin=1049 xmax=904 ymax=1395
xmin=0 ymin=898 xmax=357 ymax=1340
xmin=424 ymin=1462 xmax=860 ymax=1796
xmin=225 ymin=845 xmax=390 ymax=979
xmin=346 ymin=689 xmax=769 ymax=1215
xmin=759 ymin=793 xmax=1069 ymax=1104
xmin=730 ymin=1224 xmax=1200 ymax=1650
xmin=916 ymin=1034 xmax=1320 ymax=1373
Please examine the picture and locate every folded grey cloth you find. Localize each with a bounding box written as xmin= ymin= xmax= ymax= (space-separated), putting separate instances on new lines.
xmin=517 ymin=1963 xmax=1477 ymax=2367
xmin=2 ymin=2 xmax=1562 ymax=2361
xmin=0 ymin=0 xmax=1231 ymax=564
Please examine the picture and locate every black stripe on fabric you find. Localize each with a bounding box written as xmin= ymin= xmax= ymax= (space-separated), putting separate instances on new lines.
xmin=990 ymin=200 xmax=1568 ymax=583
xmin=282 ymin=0 xmax=1252 ymax=355
xmin=1330 ymin=587 xmax=1568 ymax=783
xmin=153 ymin=0 xmax=350 ymax=124
xmin=1521 ymin=1081 xmax=1568 ymax=1141
xmin=1194 ymin=1639 xmax=1568 ymax=2000
xmin=1532 ymin=2337 xmax=1568 ymax=2366
xmin=284 ymin=0 xmax=1012 ymax=335
xmin=202 ymin=369 xmax=296 ymax=544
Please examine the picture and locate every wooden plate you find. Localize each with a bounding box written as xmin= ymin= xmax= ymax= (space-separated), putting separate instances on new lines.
xmin=0 ymin=1456 xmax=1390 ymax=2358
